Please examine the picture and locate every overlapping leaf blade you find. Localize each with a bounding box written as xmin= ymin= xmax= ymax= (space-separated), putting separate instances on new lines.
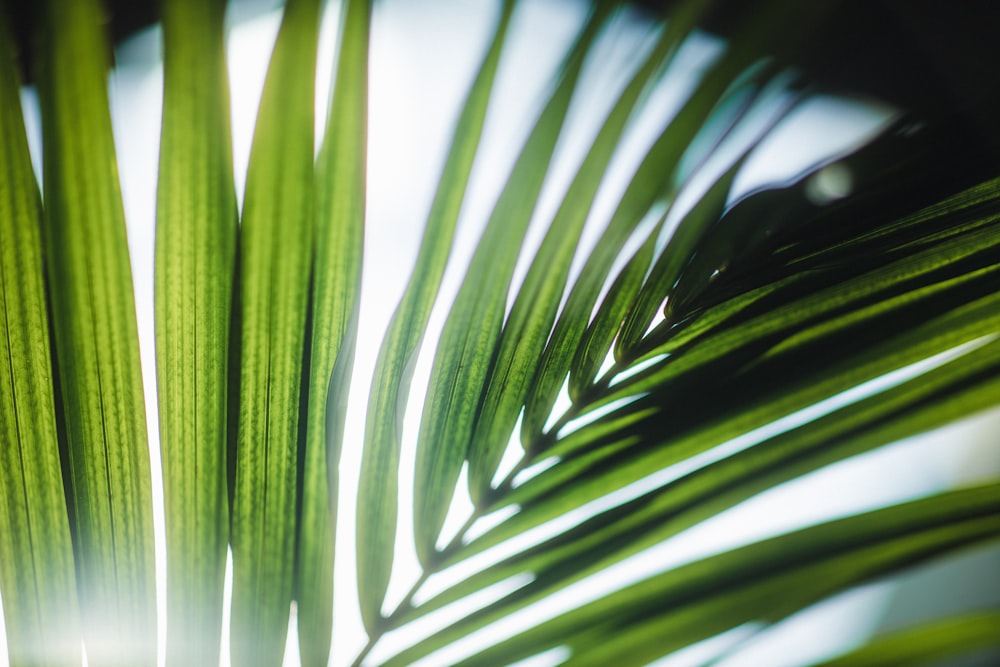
xmin=35 ymin=0 xmax=156 ymax=661
xmin=295 ymin=0 xmax=369 ymax=662
xmin=356 ymin=0 xmax=516 ymax=631
xmin=563 ymin=49 xmax=785 ymax=412
xmin=356 ymin=3 xmax=1000 ymax=663
xmin=388 ymin=335 xmax=1000 ymax=646
xmin=664 ymin=121 xmax=998 ymax=322
xmin=519 ymin=0 xmax=817 ymax=443
xmin=155 ymin=0 xmax=236 ymax=663
xmin=0 ymin=9 xmax=80 ymax=664
xmin=452 ymin=483 xmax=1000 ymax=667
xmin=467 ymin=0 xmax=711 ymax=508
xmin=592 ymin=196 xmax=1000 ymax=416
xmin=492 ymin=231 xmax=1000 ymax=527
xmin=411 ymin=0 xmax=613 ymax=568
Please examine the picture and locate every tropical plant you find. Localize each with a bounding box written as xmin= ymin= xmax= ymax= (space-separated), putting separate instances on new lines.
xmin=0 ymin=0 xmax=997 ymax=665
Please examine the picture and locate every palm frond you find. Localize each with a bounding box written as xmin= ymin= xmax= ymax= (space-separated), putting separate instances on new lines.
xmin=0 ymin=9 xmax=79 ymax=664
xmin=0 ymin=0 xmax=996 ymax=665
xmin=356 ymin=0 xmax=515 ymax=632
xmin=296 ymin=0 xmax=369 ymax=661
xmin=229 ymin=0 xmax=321 ymax=662
xmin=155 ymin=0 xmax=235 ymax=663
xmin=34 ymin=0 xmax=156 ymax=661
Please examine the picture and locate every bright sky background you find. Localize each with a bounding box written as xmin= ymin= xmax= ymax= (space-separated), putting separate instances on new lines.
xmin=5 ymin=0 xmax=999 ymax=665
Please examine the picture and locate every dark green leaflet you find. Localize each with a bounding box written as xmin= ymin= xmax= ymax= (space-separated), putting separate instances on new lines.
xmin=466 ymin=0 xmax=712 ymax=511
xmin=388 ymin=337 xmax=1000 ymax=646
xmin=453 ymin=484 xmax=1000 ymax=667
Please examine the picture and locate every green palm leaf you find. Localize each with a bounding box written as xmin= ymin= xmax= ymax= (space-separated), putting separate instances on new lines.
xmin=229 ymin=0 xmax=320 ymax=663
xmin=1 ymin=0 xmax=996 ymax=665
xmin=0 ymin=8 xmax=80 ymax=664
xmin=356 ymin=0 xmax=515 ymax=631
xmin=295 ymin=0 xmax=369 ymax=662
xmin=34 ymin=0 xmax=156 ymax=662
xmin=155 ymin=0 xmax=236 ymax=663
xmin=468 ymin=0 xmax=710 ymax=508
xmin=411 ymin=0 xmax=613 ymax=571
xmin=384 ymin=334 xmax=1000 ymax=638
xmin=449 ymin=483 xmax=1000 ymax=667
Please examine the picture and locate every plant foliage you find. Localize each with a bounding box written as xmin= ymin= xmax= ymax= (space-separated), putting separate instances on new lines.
xmin=0 ymin=0 xmax=997 ymax=665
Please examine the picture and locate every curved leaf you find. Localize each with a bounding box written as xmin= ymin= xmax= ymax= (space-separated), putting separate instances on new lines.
xmin=518 ymin=0 xmax=832 ymax=443
xmin=467 ymin=0 xmax=711 ymax=510
xmin=35 ymin=0 xmax=156 ymax=661
xmin=394 ymin=335 xmax=1000 ymax=643
xmin=451 ymin=483 xmax=1000 ymax=667
xmin=563 ymin=69 xmax=785 ymax=398
xmin=356 ymin=0 xmax=516 ymax=631
xmin=596 ymin=212 xmax=1000 ymax=415
xmin=411 ymin=0 xmax=613 ymax=567
xmin=0 ymin=8 xmax=80 ymax=664
xmin=503 ymin=273 xmax=1000 ymax=524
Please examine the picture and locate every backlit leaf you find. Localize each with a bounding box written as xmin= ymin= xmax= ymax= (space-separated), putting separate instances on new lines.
xmin=35 ymin=0 xmax=156 ymax=661
xmin=0 ymin=8 xmax=80 ymax=664
xmin=155 ymin=0 xmax=236 ymax=662
xmin=229 ymin=0 xmax=320 ymax=662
